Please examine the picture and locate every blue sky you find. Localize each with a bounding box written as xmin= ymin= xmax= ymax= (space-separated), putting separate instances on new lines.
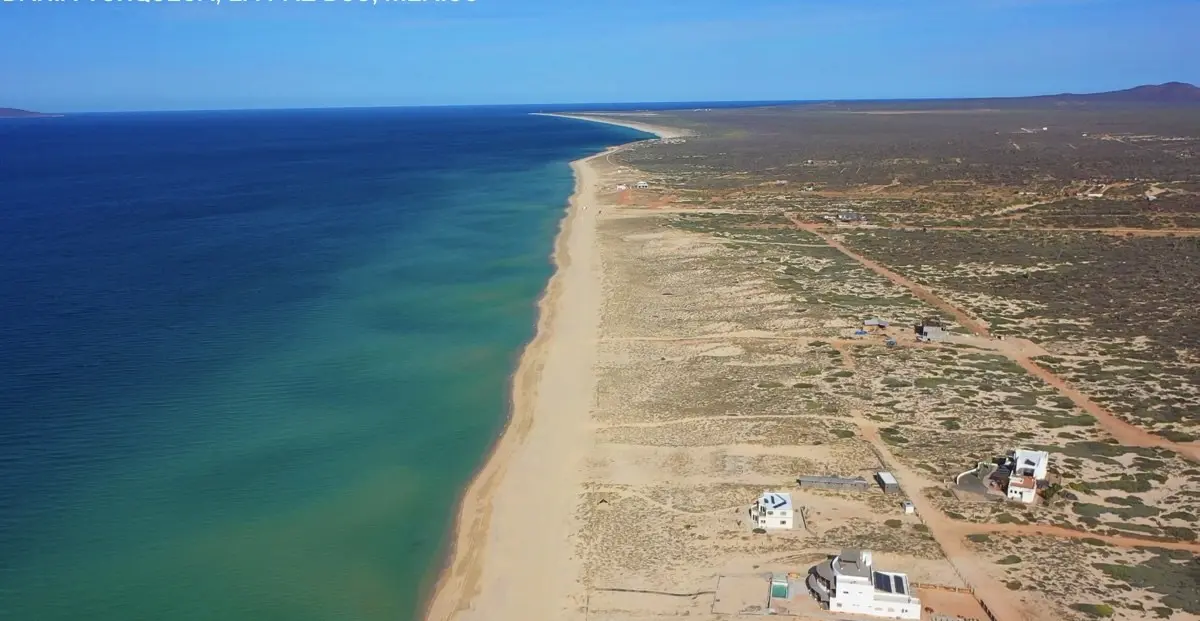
xmin=2 ymin=0 xmax=1197 ymax=112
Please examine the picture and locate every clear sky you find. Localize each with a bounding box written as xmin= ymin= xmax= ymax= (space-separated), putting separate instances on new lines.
xmin=2 ymin=0 xmax=1197 ymax=112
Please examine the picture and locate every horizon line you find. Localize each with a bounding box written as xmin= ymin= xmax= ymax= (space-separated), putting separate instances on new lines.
xmin=11 ymin=81 xmax=1197 ymax=115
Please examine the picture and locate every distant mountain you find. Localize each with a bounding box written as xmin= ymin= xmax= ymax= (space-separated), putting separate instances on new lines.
xmin=1044 ymin=82 xmax=1200 ymax=103
xmin=0 ymin=107 xmax=59 ymax=118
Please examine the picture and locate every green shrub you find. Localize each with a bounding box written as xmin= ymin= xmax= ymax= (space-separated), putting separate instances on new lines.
xmin=996 ymin=555 xmax=1022 ymax=565
xmin=1069 ymin=603 xmax=1114 ymax=618
xmin=1162 ymin=526 xmax=1197 ymax=541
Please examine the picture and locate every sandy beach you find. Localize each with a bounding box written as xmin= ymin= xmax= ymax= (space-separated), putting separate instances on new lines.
xmin=423 ymin=114 xmax=683 ymax=621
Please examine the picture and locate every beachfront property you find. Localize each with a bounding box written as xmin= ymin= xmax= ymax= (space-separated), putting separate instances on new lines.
xmin=750 ymin=492 xmax=794 ymax=529
xmin=806 ymin=549 xmax=921 ymax=620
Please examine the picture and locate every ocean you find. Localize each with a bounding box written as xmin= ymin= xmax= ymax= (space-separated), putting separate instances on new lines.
xmin=0 ymin=108 xmax=649 ymax=621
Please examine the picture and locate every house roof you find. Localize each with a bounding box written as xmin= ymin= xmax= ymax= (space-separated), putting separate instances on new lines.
xmin=877 ymin=471 xmax=899 ymax=486
xmin=834 ymin=549 xmax=871 ymax=578
xmin=798 ymin=475 xmax=868 ymax=485
xmin=1013 ymin=449 xmax=1049 ymax=471
xmin=757 ymin=492 xmax=793 ymax=511
xmin=1009 ymin=475 xmax=1037 ymax=490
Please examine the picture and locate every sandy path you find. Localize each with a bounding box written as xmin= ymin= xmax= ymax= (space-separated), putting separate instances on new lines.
xmin=792 ymin=214 xmax=1200 ymax=463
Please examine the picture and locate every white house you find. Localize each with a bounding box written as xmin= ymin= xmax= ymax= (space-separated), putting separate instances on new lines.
xmin=1011 ymin=449 xmax=1050 ymax=480
xmin=750 ymin=492 xmax=794 ymax=530
xmin=1006 ymin=475 xmax=1038 ymax=504
xmin=1003 ymin=449 xmax=1049 ymax=504
xmin=806 ymin=549 xmax=921 ymax=620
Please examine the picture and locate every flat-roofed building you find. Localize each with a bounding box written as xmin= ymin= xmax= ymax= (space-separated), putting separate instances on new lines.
xmin=750 ymin=492 xmax=794 ymax=529
xmin=806 ymin=549 xmax=921 ymax=620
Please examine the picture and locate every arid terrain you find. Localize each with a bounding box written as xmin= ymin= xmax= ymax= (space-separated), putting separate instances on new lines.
xmin=568 ymin=101 xmax=1200 ymax=621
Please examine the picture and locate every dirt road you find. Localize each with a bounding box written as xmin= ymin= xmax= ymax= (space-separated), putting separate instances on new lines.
xmin=792 ymin=213 xmax=1200 ymax=463
xmin=790 ymin=215 xmax=991 ymax=335
xmin=825 ymin=224 xmax=1200 ymax=237
xmin=853 ymin=421 xmax=1034 ymax=621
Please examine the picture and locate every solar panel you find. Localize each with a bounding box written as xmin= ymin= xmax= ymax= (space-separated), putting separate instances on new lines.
xmin=873 ymin=573 xmax=893 ymax=593
xmin=893 ymin=575 xmax=905 ymax=594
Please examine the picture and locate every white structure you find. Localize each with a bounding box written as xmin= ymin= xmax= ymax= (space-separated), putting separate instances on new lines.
xmin=1011 ymin=449 xmax=1050 ymax=480
xmin=616 ymin=184 xmax=627 ymax=191
xmin=1003 ymin=449 xmax=1049 ymax=504
xmin=1006 ymin=475 xmax=1038 ymax=504
xmin=807 ymin=549 xmax=921 ymax=620
xmin=635 ymin=181 xmax=649 ymax=189
xmin=902 ymin=500 xmax=915 ymax=515
xmin=750 ymin=492 xmax=794 ymax=530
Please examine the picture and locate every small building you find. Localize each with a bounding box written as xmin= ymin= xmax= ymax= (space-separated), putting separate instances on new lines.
xmin=901 ymin=500 xmax=915 ymax=514
xmin=798 ymin=475 xmax=871 ymax=492
xmin=635 ymin=181 xmax=649 ymax=189
xmin=1006 ymin=475 xmax=1038 ymax=504
xmin=616 ymin=184 xmax=627 ymax=191
xmin=917 ymin=325 xmax=946 ymax=342
xmin=837 ymin=211 xmax=862 ymax=222
xmin=876 ymin=472 xmax=900 ymax=494
xmin=1010 ymin=449 xmax=1050 ymax=480
xmin=864 ymin=318 xmax=890 ymax=331
xmin=806 ymin=549 xmax=921 ymax=620
xmin=751 ymin=492 xmax=794 ymax=530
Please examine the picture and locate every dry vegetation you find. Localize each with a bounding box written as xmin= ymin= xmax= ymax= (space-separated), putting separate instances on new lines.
xmin=966 ymin=535 xmax=1199 ymax=621
xmin=574 ymin=99 xmax=1199 ymax=621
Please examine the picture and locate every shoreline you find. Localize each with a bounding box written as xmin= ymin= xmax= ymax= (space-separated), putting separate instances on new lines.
xmin=422 ymin=113 xmax=684 ymax=621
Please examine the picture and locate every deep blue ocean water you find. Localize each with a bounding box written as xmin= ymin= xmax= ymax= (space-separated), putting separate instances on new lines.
xmin=0 ymin=108 xmax=649 ymax=620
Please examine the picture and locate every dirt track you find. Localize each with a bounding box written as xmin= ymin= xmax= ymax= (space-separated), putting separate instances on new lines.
xmin=823 ymin=224 xmax=1200 ymax=237
xmin=792 ymin=213 xmax=1200 ymax=464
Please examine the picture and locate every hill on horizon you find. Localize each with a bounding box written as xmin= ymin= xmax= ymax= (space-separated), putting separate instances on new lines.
xmin=0 ymin=107 xmax=57 ymax=118
xmin=1043 ymin=82 xmax=1200 ymax=103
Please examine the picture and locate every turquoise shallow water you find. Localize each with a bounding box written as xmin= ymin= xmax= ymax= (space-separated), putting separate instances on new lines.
xmin=0 ymin=108 xmax=648 ymax=620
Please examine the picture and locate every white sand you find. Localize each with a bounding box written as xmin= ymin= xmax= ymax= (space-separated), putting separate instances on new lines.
xmin=423 ymin=115 xmax=682 ymax=621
